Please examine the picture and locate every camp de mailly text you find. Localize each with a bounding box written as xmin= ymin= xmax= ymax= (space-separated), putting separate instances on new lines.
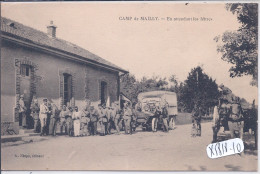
xmin=119 ymin=16 xmax=213 ymax=21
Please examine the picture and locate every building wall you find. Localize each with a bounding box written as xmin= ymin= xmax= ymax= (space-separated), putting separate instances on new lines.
xmin=1 ymin=40 xmax=119 ymax=125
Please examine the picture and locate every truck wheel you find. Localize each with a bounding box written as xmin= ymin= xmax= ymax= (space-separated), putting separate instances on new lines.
xmin=169 ymin=117 xmax=176 ymax=130
xmin=152 ymin=118 xmax=157 ymax=132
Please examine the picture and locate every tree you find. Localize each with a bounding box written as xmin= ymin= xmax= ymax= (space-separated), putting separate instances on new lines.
xmin=215 ymin=3 xmax=258 ymax=86
xmin=120 ymin=73 xmax=138 ymax=102
xmin=180 ymin=66 xmax=220 ymax=113
xmin=120 ymin=74 xmax=169 ymax=103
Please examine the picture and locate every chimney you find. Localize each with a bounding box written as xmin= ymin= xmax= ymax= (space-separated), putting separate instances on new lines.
xmin=47 ymin=21 xmax=57 ymax=38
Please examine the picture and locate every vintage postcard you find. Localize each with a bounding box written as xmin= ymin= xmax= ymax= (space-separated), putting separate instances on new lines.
xmin=1 ymin=1 xmax=258 ymax=172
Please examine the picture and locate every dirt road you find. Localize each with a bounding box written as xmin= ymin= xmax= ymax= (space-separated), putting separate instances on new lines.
xmin=1 ymin=122 xmax=257 ymax=171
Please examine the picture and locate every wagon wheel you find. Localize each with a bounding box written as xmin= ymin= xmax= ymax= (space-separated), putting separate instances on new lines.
xmin=152 ymin=118 xmax=158 ymax=132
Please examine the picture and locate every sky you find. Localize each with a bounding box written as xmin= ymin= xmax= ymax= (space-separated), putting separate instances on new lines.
xmin=1 ymin=2 xmax=258 ymax=104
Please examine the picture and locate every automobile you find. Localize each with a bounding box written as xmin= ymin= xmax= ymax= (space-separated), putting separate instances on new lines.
xmin=135 ymin=91 xmax=178 ymax=131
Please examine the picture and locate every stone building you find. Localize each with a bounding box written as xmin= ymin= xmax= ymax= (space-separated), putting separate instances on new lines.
xmin=1 ymin=17 xmax=127 ymax=135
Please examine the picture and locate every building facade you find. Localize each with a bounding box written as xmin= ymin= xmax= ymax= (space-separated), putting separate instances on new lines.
xmin=1 ymin=17 xmax=127 ymax=135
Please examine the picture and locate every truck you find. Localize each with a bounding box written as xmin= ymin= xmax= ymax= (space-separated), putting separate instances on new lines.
xmin=135 ymin=91 xmax=178 ymax=131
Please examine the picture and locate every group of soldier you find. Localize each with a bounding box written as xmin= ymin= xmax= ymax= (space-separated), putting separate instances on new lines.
xmin=18 ymin=94 xmax=137 ymax=137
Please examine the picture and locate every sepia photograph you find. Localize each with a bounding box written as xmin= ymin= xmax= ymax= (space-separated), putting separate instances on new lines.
xmin=0 ymin=1 xmax=258 ymax=172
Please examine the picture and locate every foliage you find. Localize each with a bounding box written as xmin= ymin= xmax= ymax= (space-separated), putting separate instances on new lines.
xmin=179 ymin=66 xmax=220 ymax=113
xmin=215 ymin=3 xmax=258 ymax=86
xmin=120 ymin=74 xmax=169 ymax=103
xmin=120 ymin=66 xmax=220 ymax=113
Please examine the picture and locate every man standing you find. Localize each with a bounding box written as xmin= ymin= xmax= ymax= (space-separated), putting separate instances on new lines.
xmin=113 ymin=101 xmax=121 ymax=135
xmin=89 ymin=105 xmax=98 ymax=136
xmin=30 ymin=96 xmax=40 ymax=133
xmin=39 ymin=98 xmax=50 ymax=136
xmin=110 ymin=103 xmax=117 ymax=132
xmin=102 ymin=104 xmax=109 ymax=135
xmin=72 ymin=106 xmax=81 ymax=137
xmin=66 ymin=107 xmax=73 ymax=136
xmin=80 ymin=105 xmax=90 ymax=136
xmin=161 ymin=105 xmax=169 ymax=132
xmin=123 ymin=102 xmax=132 ymax=135
xmin=228 ymin=97 xmax=244 ymax=140
xmin=191 ymin=105 xmax=202 ymax=136
xmin=106 ymin=106 xmax=113 ymax=135
xmin=49 ymin=103 xmax=60 ymax=136
xmin=98 ymin=104 xmax=106 ymax=136
xmin=59 ymin=105 xmax=68 ymax=135
xmin=19 ymin=94 xmax=27 ymax=128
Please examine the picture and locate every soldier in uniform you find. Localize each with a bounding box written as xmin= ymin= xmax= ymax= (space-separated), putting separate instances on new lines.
xmin=89 ymin=105 xmax=98 ymax=136
xmin=66 ymin=107 xmax=73 ymax=136
xmin=30 ymin=96 xmax=40 ymax=133
xmin=39 ymin=98 xmax=50 ymax=136
xmin=18 ymin=94 xmax=27 ymax=128
xmin=109 ymin=102 xmax=117 ymax=132
xmin=49 ymin=103 xmax=60 ymax=136
xmin=130 ymin=102 xmax=137 ymax=133
xmin=161 ymin=105 xmax=169 ymax=132
xmin=153 ymin=104 xmax=161 ymax=132
xmin=123 ymin=102 xmax=132 ymax=135
xmin=80 ymin=105 xmax=90 ymax=136
xmin=72 ymin=106 xmax=81 ymax=137
xmin=228 ymin=97 xmax=244 ymax=140
xmin=106 ymin=106 xmax=113 ymax=135
xmin=59 ymin=105 xmax=68 ymax=135
xmin=113 ymin=101 xmax=121 ymax=135
xmin=97 ymin=104 xmax=106 ymax=136
xmin=191 ymin=105 xmax=202 ymax=136
xmin=102 ymin=104 xmax=109 ymax=135
xmin=46 ymin=102 xmax=52 ymax=135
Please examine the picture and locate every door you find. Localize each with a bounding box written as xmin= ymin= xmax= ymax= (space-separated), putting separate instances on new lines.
xmin=19 ymin=64 xmax=33 ymax=128
xmin=63 ymin=73 xmax=72 ymax=106
xmin=100 ymin=81 xmax=107 ymax=105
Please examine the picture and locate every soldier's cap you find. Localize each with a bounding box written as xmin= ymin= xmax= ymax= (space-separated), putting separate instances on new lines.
xmin=43 ymin=98 xmax=48 ymax=102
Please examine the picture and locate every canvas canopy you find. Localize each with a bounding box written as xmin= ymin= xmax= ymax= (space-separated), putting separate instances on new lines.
xmin=138 ymin=91 xmax=177 ymax=107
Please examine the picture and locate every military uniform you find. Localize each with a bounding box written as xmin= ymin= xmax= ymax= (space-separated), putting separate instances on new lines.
xmin=113 ymin=102 xmax=121 ymax=134
xmin=19 ymin=97 xmax=27 ymax=127
xmin=80 ymin=109 xmax=90 ymax=136
xmin=162 ymin=107 xmax=169 ymax=132
xmin=218 ymin=103 xmax=230 ymax=131
xmin=98 ymin=106 xmax=107 ymax=136
xmin=59 ymin=108 xmax=69 ymax=134
xmin=228 ymin=103 xmax=244 ymax=139
xmin=65 ymin=108 xmax=73 ymax=136
xmin=106 ymin=108 xmax=113 ymax=135
xmin=72 ymin=109 xmax=81 ymax=136
xmin=49 ymin=105 xmax=60 ymax=136
xmin=191 ymin=107 xmax=202 ymax=136
xmin=39 ymin=101 xmax=49 ymax=135
xmin=89 ymin=107 xmax=98 ymax=136
xmin=30 ymin=101 xmax=40 ymax=132
xmin=123 ymin=106 xmax=132 ymax=134
xmin=110 ymin=106 xmax=117 ymax=132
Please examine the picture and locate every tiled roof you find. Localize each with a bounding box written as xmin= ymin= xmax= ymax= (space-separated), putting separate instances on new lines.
xmin=1 ymin=17 xmax=127 ymax=73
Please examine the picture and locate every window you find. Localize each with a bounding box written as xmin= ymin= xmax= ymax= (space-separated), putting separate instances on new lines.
xmin=100 ymin=81 xmax=107 ymax=105
xmin=63 ymin=73 xmax=72 ymax=106
xmin=20 ymin=64 xmax=30 ymax=77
